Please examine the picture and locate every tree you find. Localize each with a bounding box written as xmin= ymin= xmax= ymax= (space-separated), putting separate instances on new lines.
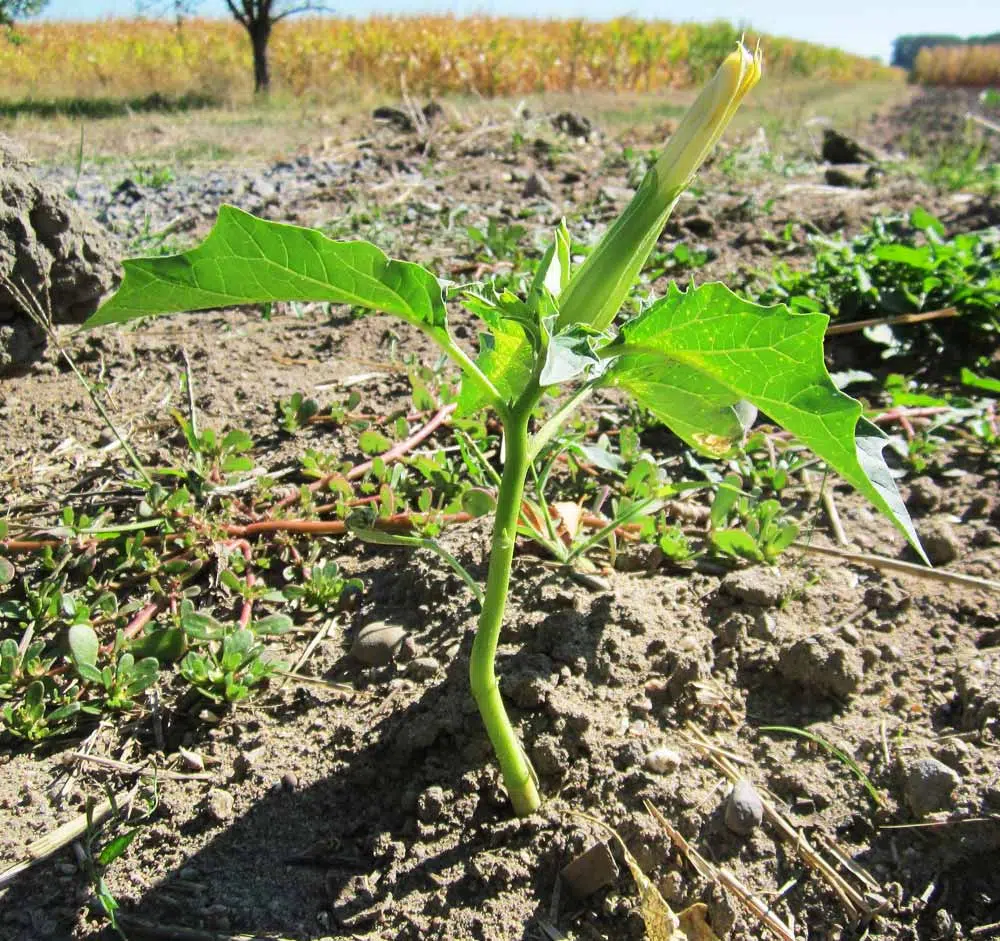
xmin=0 ymin=0 xmax=48 ymax=28
xmin=222 ymin=0 xmax=325 ymax=95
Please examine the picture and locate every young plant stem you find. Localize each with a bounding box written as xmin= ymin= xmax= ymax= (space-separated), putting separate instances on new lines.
xmin=469 ymin=404 xmax=540 ymax=816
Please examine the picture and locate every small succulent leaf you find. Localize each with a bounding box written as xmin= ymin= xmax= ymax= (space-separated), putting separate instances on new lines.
xmin=712 ymin=529 xmax=763 ymax=562
xmin=98 ymin=830 xmax=140 ymax=866
xmin=461 ymin=488 xmax=497 ymax=518
xmin=128 ymin=658 xmax=160 ymax=692
xmin=130 ymin=628 xmax=187 ymax=662
xmin=77 ymin=662 xmax=105 ymax=685
xmin=67 ymin=623 xmax=99 ymax=668
xmin=961 ymin=368 xmax=1000 ymax=394
xmin=253 ymin=614 xmax=293 ymax=635
xmin=606 ymin=282 xmax=925 ymax=559
xmin=85 ymin=206 xmax=449 ymax=342
xmin=0 ymin=557 xmax=14 ymax=586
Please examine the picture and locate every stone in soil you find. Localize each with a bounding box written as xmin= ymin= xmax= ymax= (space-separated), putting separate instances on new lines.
xmin=351 ymin=620 xmax=408 ymax=666
xmin=560 ymin=841 xmax=619 ymax=898
xmin=907 ymin=476 xmax=944 ymax=514
xmin=778 ymin=634 xmax=864 ymax=699
xmin=724 ymin=779 xmax=764 ymax=836
xmin=903 ymin=757 xmax=961 ymax=817
xmin=954 ymin=651 xmax=1000 ymax=732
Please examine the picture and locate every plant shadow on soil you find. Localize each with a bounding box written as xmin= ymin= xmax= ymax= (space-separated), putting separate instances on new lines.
xmin=105 ymin=554 xmax=612 ymax=940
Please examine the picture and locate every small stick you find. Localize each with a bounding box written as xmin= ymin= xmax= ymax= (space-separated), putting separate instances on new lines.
xmin=966 ymin=112 xmax=1000 ymax=135
xmin=825 ymin=307 xmax=958 ymax=337
xmin=686 ymin=725 xmax=872 ymax=918
xmin=0 ymin=787 xmax=136 ymax=889
xmin=114 ymin=914 xmax=299 ymax=941
xmin=794 ymin=542 xmax=1000 ymax=592
xmin=62 ymin=751 xmax=214 ymax=781
xmin=821 ymin=489 xmax=849 ymax=547
xmin=282 ymin=616 xmax=339 ymax=688
xmin=645 ymin=802 xmax=796 ymax=941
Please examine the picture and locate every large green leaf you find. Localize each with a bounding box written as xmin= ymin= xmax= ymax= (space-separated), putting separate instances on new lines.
xmin=605 ymin=282 xmax=926 ymax=560
xmin=84 ymin=206 xmax=448 ymax=340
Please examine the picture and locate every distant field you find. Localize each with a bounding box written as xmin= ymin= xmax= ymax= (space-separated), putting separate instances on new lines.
xmin=913 ymin=44 xmax=1000 ymax=87
xmin=0 ymin=16 xmax=899 ymax=104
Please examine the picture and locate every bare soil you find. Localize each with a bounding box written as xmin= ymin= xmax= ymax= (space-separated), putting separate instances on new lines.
xmin=1 ymin=87 xmax=999 ymax=941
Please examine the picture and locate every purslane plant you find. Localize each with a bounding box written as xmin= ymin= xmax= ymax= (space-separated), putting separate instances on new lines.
xmin=85 ymin=45 xmax=925 ymax=816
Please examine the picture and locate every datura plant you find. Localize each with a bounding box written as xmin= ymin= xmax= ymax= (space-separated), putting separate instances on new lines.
xmin=86 ymin=44 xmax=925 ymax=816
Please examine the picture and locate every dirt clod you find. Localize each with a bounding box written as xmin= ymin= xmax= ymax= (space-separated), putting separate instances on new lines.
xmin=903 ymin=757 xmax=961 ymax=817
xmin=0 ymin=136 xmax=120 ymax=372
xmin=778 ymin=634 xmax=864 ymax=699
xmin=205 ymin=788 xmax=235 ymax=823
xmin=821 ymin=128 xmax=875 ymax=164
xmin=720 ymin=566 xmax=795 ymax=607
xmin=921 ymin=519 xmax=962 ymax=565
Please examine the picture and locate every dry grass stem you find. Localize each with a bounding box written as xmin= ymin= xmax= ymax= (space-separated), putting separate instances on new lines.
xmin=794 ymin=542 xmax=1000 ymax=592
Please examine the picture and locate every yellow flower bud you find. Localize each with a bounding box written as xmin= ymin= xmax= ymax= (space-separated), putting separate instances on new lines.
xmin=555 ymin=43 xmax=762 ymax=333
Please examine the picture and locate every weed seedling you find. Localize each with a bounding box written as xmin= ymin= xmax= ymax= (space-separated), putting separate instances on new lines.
xmin=86 ymin=45 xmax=925 ymax=815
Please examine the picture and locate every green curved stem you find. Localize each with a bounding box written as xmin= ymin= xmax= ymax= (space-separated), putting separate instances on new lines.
xmin=470 ymin=405 xmax=540 ymax=816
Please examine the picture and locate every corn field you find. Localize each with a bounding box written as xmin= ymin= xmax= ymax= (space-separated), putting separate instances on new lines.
xmin=913 ymin=44 xmax=1000 ymax=87
xmin=0 ymin=16 xmax=898 ymax=103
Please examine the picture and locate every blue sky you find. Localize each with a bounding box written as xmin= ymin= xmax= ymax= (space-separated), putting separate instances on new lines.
xmin=37 ymin=0 xmax=997 ymax=62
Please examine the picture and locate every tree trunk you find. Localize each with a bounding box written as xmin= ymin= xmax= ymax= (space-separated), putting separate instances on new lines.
xmin=249 ymin=21 xmax=271 ymax=95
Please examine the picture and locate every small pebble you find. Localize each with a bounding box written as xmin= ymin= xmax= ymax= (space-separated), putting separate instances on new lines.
xmin=904 ymin=757 xmax=961 ymax=817
xmin=644 ymin=746 xmax=683 ymax=773
xmin=206 ymin=788 xmax=234 ymax=823
xmin=404 ymin=656 xmax=440 ymax=680
xmin=351 ymin=620 xmax=408 ymax=666
xmin=281 ymin=771 xmax=298 ymax=792
xmin=724 ymin=779 xmax=764 ymax=836
xmin=561 ymin=841 xmax=619 ymax=898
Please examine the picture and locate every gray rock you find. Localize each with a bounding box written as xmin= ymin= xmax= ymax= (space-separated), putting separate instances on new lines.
xmin=921 ymin=520 xmax=961 ymax=565
xmin=560 ymin=841 xmax=618 ymax=898
xmin=903 ymin=757 xmax=960 ymax=817
xmin=778 ymin=634 xmax=864 ymax=699
xmin=351 ymin=620 xmax=408 ymax=666
xmin=0 ymin=136 xmax=120 ymax=372
xmin=724 ymin=779 xmax=764 ymax=835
